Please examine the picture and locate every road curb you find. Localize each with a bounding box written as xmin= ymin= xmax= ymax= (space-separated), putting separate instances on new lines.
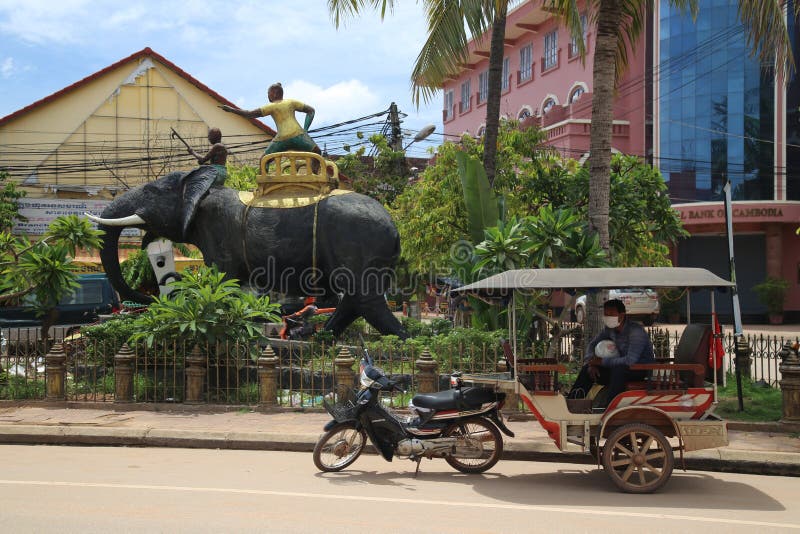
xmin=0 ymin=425 xmax=797 ymax=477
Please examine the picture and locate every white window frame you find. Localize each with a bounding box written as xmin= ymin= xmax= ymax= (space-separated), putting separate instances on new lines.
xmin=460 ymin=79 xmax=471 ymax=112
xmin=478 ymin=70 xmax=489 ymax=103
xmin=544 ymin=30 xmax=558 ymax=70
xmin=502 ymin=57 xmax=510 ymax=91
xmin=519 ymin=45 xmax=532 ymax=82
xmin=444 ymin=89 xmax=454 ymax=120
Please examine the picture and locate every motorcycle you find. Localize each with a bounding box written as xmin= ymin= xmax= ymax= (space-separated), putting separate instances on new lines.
xmin=313 ymin=346 xmax=514 ymax=475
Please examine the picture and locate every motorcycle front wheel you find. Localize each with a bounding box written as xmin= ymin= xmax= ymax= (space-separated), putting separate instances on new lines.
xmin=313 ymin=422 xmax=367 ymax=472
xmin=443 ymin=417 xmax=503 ymax=474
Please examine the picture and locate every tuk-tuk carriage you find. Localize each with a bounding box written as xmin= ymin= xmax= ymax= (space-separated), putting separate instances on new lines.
xmin=451 ymin=267 xmax=733 ymax=493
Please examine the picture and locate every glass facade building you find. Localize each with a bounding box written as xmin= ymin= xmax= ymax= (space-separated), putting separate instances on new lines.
xmin=658 ymin=0 xmax=775 ymax=202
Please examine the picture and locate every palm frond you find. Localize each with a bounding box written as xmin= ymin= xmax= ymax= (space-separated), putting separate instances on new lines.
xmin=737 ymin=0 xmax=794 ymax=79
xmin=327 ymin=0 xmax=397 ymax=28
xmin=411 ymin=0 xmax=495 ymax=106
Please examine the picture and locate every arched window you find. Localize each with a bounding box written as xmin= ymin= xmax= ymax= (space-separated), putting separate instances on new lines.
xmin=518 ymin=108 xmax=532 ymax=120
xmin=542 ymin=98 xmax=556 ymax=114
xmin=569 ymin=85 xmax=585 ymax=104
xmin=477 ymin=125 xmax=486 ymax=137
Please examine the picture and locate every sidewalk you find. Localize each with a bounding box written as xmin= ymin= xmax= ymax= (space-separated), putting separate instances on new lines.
xmin=0 ymin=404 xmax=797 ymax=476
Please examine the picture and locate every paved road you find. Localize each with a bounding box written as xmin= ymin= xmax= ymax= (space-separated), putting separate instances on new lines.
xmin=0 ymin=445 xmax=798 ymax=532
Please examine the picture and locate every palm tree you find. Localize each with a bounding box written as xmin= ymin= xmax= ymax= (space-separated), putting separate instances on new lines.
xmin=543 ymin=0 xmax=797 ymax=335
xmin=328 ymin=0 xmax=518 ymax=186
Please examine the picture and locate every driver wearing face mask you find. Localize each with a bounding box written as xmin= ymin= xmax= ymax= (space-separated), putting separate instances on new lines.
xmin=568 ymin=299 xmax=655 ymax=408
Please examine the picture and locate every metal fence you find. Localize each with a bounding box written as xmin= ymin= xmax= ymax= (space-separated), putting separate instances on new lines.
xmin=1 ymin=325 xmax=796 ymax=404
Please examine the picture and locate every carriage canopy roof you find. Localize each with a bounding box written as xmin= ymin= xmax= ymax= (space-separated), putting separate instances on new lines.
xmin=452 ymin=267 xmax=734 ymax=298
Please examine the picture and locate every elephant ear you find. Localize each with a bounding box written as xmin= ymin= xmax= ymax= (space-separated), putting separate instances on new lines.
xmin=180 ymin=166 xmax=220 ymax=240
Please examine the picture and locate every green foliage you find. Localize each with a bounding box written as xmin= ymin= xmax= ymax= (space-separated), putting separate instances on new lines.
xmin=130 ymin=266 xmax=281 ymax=354
xmin=1 ymin=212 xmax=104 ymax=338
xmin=81 ymin=315 xmax=139 ymax=364
xmin=120 ymin=249 xmax=158 ymax=294
xmin=716 ymin=374 xmax=782 ymax=422
xmin=753 ymin=277 xmax=790 ymax=315
xmin=45 ymin=215 xmax=103 ymax=257
xmin=225 ymin=164 xmax=259 ymax=191
xmin=0 ymin=171 xmax=25 ymax=232
xmin=337 ymin=135 xmax=409 ymax=205
xmin=18 ymin=244 xmax=80 ymax=316
xmin=456 ymin=152 xmax=500 ymax=244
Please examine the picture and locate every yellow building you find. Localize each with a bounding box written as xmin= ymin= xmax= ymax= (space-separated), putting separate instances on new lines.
xmin=0 ymin=47 xmax=274 ymax=204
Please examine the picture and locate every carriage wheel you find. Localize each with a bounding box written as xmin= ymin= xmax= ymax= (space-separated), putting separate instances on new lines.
xmin=601 ymin=423 xmax=674 ymax=493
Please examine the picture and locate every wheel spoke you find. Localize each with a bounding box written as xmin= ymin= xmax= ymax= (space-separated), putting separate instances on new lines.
xmin=645 ymin=451 xmax=665 ymax=461
xmin=641 ymin=436 xmax=654 ymax=452
xmin=629 ymin=432 xmax=640 ymax=454
xmin=621 ymin=464 xmax=635 ymax=482
xmin=611 ymin=458 xmax=633 ymax=467
xmin=614 ymin=442 xmax=634 ymax=457
xmin=637 ymin=466 xmax=646 ymax=485
xmin=644 ymin=462 xmax=662 ymax=476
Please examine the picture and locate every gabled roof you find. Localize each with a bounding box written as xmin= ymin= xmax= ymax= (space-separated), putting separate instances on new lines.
xmin=0 ymin=47 xmax=276 ymax=136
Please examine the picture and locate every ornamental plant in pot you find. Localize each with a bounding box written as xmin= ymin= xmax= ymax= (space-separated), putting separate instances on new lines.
xmin=752 ymin=276 xmax=790 ymax=325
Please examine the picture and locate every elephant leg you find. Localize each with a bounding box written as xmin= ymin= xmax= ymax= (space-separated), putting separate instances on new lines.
xmin=356 ymin=294 xmax=408 ymax=339
xmin=324 ymin=295 xmax=360 ymax=337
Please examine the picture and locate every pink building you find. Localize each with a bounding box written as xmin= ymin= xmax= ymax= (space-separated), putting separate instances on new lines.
xmin=442 ymin=1 xmax=648 ymax=161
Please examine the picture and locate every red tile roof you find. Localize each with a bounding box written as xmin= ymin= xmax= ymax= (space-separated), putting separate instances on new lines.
xmin=0 ymin=47 xmax=276 ymax=136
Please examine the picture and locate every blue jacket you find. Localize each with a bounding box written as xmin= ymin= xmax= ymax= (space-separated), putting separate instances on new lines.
xmin=585 ymin=319 xmax=655 ymax=368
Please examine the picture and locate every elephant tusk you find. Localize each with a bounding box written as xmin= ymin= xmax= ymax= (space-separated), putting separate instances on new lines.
xmin=84 ymin=212 xmax=146 ymax=226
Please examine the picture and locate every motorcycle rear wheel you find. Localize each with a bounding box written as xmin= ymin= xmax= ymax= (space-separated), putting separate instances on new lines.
xmin=313 ymin=422 xmax=367 ymax=472
xmin=443 ymin=417 xmax=503 ymax=474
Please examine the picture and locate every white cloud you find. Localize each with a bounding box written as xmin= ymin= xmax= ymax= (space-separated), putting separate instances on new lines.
xmin=1 ymin=57 xmax=15 ymax=78
xmin=284 ymin=79 xmax=381 ymax=125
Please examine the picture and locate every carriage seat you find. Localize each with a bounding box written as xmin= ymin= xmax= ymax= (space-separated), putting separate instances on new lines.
xmin=627 ymin=323 xmax=712 ymax=391
xmin=500 ymin=338 xmax=566 ymax=394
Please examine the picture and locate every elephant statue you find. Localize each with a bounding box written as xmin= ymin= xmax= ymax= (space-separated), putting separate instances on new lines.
xmin=87 ymin=168 xmax=408 ymax=338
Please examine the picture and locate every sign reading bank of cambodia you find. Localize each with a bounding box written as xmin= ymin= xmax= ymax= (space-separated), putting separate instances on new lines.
xmin=674 ymin=201 xmax=800 ymax=226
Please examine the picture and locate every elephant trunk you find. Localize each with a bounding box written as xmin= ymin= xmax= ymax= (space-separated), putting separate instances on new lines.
xmin=99 ymin=223 xmax=154 ymax=305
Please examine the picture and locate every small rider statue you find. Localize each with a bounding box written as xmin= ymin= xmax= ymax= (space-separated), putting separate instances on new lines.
xmin=176 ymin=127 xmax=228 ymax=240
xmin=221 ymin=82 xmax=321 ymax=158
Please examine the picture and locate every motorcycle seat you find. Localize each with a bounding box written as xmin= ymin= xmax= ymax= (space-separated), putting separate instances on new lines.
xmin=412 ymin=387 xmax=505 ymax=410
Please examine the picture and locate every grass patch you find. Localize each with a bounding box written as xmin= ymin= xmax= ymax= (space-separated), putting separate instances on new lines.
xmin=716 ymin=374 xmax=782 ymax=422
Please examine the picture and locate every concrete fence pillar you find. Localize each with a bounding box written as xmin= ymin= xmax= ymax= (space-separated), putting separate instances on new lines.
xmin=415 ymin=347 xmax=438 ymax=394
xmin=114 ymin=343 xmax=135 ymax=403
xmin=779 ymin=342 xmax=800 ymax=424
xmin=185 ymin=344 xmax=207 ymax=404
xmin=258 ymin=344 xmax=279 ymax=406
xmin=734 ymin=336 xmax=752 ymax=379
xmin=45 ymin=342 xmax=66 ymax=401
xmin=334 ymin=346 xmax=356 ymax=399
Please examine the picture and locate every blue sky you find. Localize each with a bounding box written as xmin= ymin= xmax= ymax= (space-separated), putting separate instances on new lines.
xmin=0 ymin=0 xmax=442 ymax=157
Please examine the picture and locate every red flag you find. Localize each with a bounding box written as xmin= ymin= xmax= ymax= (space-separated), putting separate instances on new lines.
xmin=708 ymin=313 xmax=724 ymax=369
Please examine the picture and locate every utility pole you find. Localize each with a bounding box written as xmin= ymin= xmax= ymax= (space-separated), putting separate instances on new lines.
xmin=389 ymin=102 xmax=403 ymax=152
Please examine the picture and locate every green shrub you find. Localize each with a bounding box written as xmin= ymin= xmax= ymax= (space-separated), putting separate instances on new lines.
xmin=130 ymin=266 xmax=281 ymax=359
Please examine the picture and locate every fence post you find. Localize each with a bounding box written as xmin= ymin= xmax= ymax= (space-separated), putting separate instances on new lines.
xmin=334 ymin=346 xmax=356 ymax=399
xmin=415 ymin=347 xmax=438 ymax=393
xmin=652 ymin=330 xmax=670 ymax=359
xmin=185 ymin=344 xmax=207 ymax=404
xmin=779 ymin=342 xmax=800 ymax=424
xmin=258 ymin=344 xmax=279 ymax=406
xmin=114 ymin=343 xmax=135 ymax=403
xmin=735 ymin=337 xmax=752 ymax=379
xmin=45 ymin=342 xmax=66 ymax=401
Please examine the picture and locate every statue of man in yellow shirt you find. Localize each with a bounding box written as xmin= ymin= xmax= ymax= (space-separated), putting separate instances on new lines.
xmin=221 ymin=83 xmax=321 ymax=156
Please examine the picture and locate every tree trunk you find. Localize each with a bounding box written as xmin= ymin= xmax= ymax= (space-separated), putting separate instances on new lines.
xmin=484 ymin=4 xmax=507 ymax=187
xmin=586 ymin=0 xmax=622 ymax=340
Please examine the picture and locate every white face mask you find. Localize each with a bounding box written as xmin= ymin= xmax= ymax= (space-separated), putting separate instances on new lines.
xmin=603 ymin=316 xmax=620 ymax=329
